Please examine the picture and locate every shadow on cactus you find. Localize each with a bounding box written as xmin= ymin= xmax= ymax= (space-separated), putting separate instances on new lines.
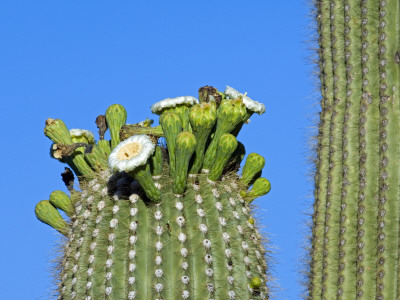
xmin=36 ymin=85 xmax=272 ymax=300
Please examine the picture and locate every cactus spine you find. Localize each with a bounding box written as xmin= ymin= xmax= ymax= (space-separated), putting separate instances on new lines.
xmin=36 ymin=86 xmax=272 ymax=299
xmin=310 ymin=0 xmax=400 ymax=298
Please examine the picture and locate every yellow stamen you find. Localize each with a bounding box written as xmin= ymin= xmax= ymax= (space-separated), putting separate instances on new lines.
xmin=117 ymin=142 xmax=142 ymax=161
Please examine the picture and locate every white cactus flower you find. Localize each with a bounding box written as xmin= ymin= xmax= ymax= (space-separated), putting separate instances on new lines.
xmin=151 ymin=96 xmax=199 ymax=114
xmin=108 ymin=135 xmax=155 ymax=172
xmin=69 ymin=129 xmax=95 ymax=144
xmin=224 ymin=86 xmax=265 ymax=115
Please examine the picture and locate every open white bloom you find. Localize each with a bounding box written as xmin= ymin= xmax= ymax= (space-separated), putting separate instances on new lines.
xmin=224 ymin=86 xmax=266 ymax=115
xmin=108 ymin=135 xmax=155 ymax=172
xmin=69 ymin=129 xmax=95 ymax=144
xmin=151 ymin=96 xmax=199 ymax=114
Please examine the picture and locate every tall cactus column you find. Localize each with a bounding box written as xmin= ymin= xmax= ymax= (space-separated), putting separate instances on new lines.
xmin=35 ymin=86 xmax=272 ymax=300
xmin=310 ymin=0 xmax=400 ymax=299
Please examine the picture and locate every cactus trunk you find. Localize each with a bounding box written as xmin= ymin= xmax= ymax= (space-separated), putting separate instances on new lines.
xmin=310 ymin=0 xmax=400 ymax=298
xmin=37 ymin=87 xmax=271 ymax=299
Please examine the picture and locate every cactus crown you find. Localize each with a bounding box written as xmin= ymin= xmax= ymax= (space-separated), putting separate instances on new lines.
xmin=37 ymin=85 xmax=272 ymax=300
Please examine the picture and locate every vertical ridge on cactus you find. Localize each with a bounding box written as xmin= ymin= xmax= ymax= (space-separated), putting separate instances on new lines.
xmin=35 ymin=85 xmax=272 ymax=299
xmin=309 ymin=0 xmax=400 ymax=298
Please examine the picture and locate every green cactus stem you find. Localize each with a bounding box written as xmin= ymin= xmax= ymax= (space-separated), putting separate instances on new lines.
xmin=120 ymin=124 xmax=164 ymax=141
xmin=49 ymin=190 xmax=74 ymax=217
xmin=208 ymin=134 xmax=238 ymax=181
xmin=35 ymin=200 xmax=68 ymax=235
xmin=240 ymin=153 xmax=265 ymax=186
xmin=202 ymin=99 xmax=247 ymax=170
xmin=36 ymin=87 xmax=272 ymax=300
xmin=160 ymin=112 xmax=182 ymax=177
xmin=97 ymin=139 xmax=111 ymax=158
xmin=189 ymin=102 xmax=217 ymax=174
xmin=173 ymin=131 xmax=196 ymax=194
xmin=308 ymin=0 xmax=400 ymax=298
xmin=241 ymin=177 xmax=271 ymax=203
xmin=105 ymin=104 xmax=127 ymax=149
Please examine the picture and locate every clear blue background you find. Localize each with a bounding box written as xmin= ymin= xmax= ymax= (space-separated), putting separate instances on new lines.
xmin=0 ymin=1 xmax=316 ymax=299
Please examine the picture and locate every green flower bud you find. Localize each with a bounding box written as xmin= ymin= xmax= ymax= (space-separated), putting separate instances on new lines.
xmin=97 ymin=139 xmax=111 ymax=158
xmin=44 ymin=118 xmax=73 ymax=145
xmin=150 ymin=146 xmax=163 ymax=176
xmin=35 ymin=200 xmax=68 ymax=235
xmin=244 ymin=177 xmax=271 ymax=203
xmin=189 ymin=103 xmax=217 ymax=174
xmin=208 ymin=134 xmax=238 ymax=181
xmin=105 ymin=104 xmax=127 ymax=149
xmin=249 ymin=277 xmax=262 ymax=289
xmin=173 ymin=132 xmax=196 ymax=194
xmin=160 ymin=112 xmax=182 ymax=177
xmin=248 ymin=218 xmax=255 ymax=225
xmin=84 ymin=145 xmax=109 ymax=172
xmin=49 ymin=190 xmax=74 ymax=217
xmin=241 ymin=153 xmax=265 ymax=186
xmin=203 ymin=99 xmax=247 ymax=170
xmin=44 ymin=119 xmax=92 ymax=177
xmin=224 ymin=141 xmax=245 ymax=172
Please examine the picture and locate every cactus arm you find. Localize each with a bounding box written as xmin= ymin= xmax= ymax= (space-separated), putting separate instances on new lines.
xmin=37 ymin=89 xmax=272 ymax=300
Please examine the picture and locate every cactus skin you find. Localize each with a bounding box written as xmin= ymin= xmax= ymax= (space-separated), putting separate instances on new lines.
xmin=309 ymin=0 xmax=400 ymax=299
xmin=36 ymin=87 xmax=271 ymax=300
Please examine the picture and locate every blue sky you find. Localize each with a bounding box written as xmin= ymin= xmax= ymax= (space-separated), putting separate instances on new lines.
xmin=0 ymin=1 xmax=316 ymax=299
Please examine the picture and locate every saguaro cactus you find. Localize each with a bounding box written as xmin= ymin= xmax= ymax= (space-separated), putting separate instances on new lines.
xmin=36 ymin=86 xmax=272 ymax=299
xmin=310 ymin=0 xmax=400 ymax=298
